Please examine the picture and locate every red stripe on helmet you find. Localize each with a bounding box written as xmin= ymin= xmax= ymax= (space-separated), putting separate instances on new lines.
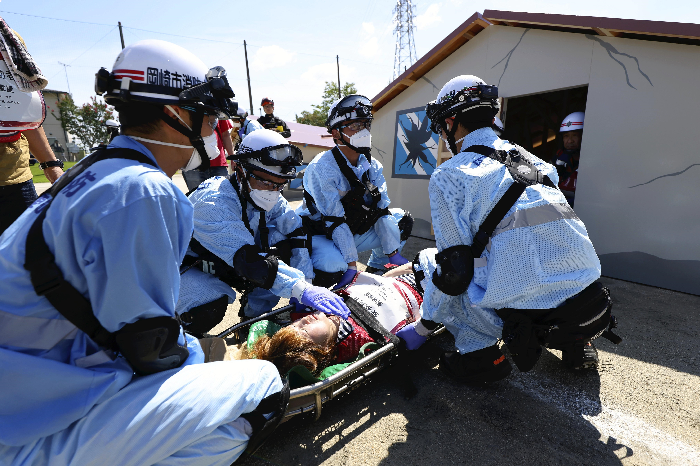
xmin=114 ymin=69 xmax=145 ymax=75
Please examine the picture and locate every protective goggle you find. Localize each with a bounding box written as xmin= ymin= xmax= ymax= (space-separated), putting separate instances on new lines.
xmin=247 ymin=171 xmax=288 ymax=191
xmin=340 ymin=120 xmax=372 ymax=132
xmin=237 ymin=143 xmax=302 ymax=173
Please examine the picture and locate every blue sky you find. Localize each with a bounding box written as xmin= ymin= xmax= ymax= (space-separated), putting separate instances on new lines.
xmin=2 ymin=0 xmax=699 ymax=121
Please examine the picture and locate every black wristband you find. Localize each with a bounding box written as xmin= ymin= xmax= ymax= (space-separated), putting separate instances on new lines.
xmin=40 ymin=160 xmax=64 ymax=170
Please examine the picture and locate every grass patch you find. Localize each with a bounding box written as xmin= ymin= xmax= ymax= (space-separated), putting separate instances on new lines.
xmin=31 ymin=161 xmax=78 ymax=183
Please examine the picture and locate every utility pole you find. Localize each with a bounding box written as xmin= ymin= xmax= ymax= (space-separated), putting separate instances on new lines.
xmin=392 ymin=0 xmax=418 ymax=81
xmin=58 ymin=62 xmax=71 ymax=95
xmin=118 ymin=22 xmax=125 ymax=49
xmin=336 ymin=55 xmax=341 ymax=98
xmin=244 ymin=40 xmax=254 ymax=115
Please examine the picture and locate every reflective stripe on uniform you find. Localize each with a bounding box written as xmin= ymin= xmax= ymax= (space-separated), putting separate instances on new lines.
xmin=0 ymin=308 xmax=77 ymax=350
xmin=492 ymin=202 xmax=578 ymax=238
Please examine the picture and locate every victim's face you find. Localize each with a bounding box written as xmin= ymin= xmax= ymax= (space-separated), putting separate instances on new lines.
xmin=290 ymin=310 xmax=338 ymax=346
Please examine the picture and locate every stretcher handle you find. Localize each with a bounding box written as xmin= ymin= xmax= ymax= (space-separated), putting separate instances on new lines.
xmin=215 ymin=304 xmax=296 ymax=339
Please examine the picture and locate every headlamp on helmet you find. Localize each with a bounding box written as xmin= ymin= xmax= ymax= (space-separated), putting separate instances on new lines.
xmin=326 ymin=94 xmax=373 ymax=132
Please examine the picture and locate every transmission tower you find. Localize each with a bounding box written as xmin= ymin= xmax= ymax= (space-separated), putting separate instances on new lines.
xmin=392 ymin=0 xmax=418 ymax=81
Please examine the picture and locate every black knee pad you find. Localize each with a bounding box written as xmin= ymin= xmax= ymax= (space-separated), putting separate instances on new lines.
xmin=180 ymin=295 xmax=228 ymax=338
xmin=115 ymin=316 xmax=189 ymax=375
xmin=398 ymin=210 xmax=414 ymax=242
xmin=313 ymin=269 xmax=344 ymax=288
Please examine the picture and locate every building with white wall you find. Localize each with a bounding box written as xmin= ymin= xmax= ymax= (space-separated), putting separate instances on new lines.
xmin=370 ymin=10 xmax=700 ymax=295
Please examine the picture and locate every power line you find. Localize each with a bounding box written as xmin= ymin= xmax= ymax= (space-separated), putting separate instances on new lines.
xmin=0 ymin=10 xmax=113 ymax=27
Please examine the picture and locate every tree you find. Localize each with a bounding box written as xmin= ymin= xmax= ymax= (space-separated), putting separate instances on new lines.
xmin=295 ymin=81 xmax=358 ymax=127
xmin=51 ymin=95 xmax=116 ymax=151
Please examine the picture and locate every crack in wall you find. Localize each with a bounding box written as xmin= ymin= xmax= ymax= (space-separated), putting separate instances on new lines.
xmin=491 ymin=28 xmax=530 ymax=86
xmin=586 ymin=35 xmax=653 ymax=89
xmin=421 ymin=76 xmax=439 ymax=93
xmin=628 ymin=163 xmax=700 ymax=188
xmin=372 ymin=144 xmax=387 ymax=160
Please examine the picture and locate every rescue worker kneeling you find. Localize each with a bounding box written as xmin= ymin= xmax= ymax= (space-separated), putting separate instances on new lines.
xmin=299 ymin=94 xmax=413 ymax=288
xmin=176 ymin=128 xmax=351 ymax=334
xmin=397 ymin=75 xmax=620 ymax=384
xmin=0 ymin=40 xmax=287 ymax=465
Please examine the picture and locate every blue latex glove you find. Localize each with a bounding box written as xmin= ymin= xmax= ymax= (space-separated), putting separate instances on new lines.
xmin=388 ymin=252 xmax=409 ymax=266
xmin=396 ymin=322 xmax=427 ymax=350
xmin=300 ymin=285 xmax=350 ymax=319
xmin=333 ymin=266 xmax=357 ymax=290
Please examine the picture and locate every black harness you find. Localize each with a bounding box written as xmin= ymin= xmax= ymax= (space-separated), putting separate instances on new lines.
xmin=303 ymin=147 xmax=389 ymax=240
xmin=24 ymin=145 xmax=189 ymax=375
xmin=182 ymin=173 xmax=308 ymax=288
xmin=24 ymin=146 xmax=159 ymax=351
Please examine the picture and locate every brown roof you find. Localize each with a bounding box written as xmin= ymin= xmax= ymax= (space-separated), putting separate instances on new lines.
xmin=371 ymin=10 xmax=700 ymax=111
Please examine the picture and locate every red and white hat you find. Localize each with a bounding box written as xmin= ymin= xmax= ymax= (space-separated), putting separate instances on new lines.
xmin=560 ymin=111 xmax=584 ymax=133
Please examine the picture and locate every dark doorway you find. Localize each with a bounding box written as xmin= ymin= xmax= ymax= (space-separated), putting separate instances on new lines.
xmin=502 ymin=86 xmax=588 ymax=163
xmin=502 ymin=85 xmax=588 ymax=206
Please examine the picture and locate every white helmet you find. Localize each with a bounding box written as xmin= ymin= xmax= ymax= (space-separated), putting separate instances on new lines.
xmin=426 ymin=75 xmax=499 ymax=153
xmin=95 ymin=40 xmax=237 ymax=119
xmin=326 ymin=94 xmax=373 ymax=132
xmin=560 ymin=112 xmax=584 ymax=132
xmin=0 ymin=57 xmax=45 ymax=134
xmin=94 ymin=40 xmax=237 ymax=169
xmin=235 ymin=129 xmax=302 ymax=180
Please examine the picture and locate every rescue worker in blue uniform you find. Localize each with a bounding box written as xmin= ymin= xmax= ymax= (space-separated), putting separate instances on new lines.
xmin=0 ymin=40 xmax=287 ymax=466
xmin=177 ymin=128 xmax=350 ymax=328
xmin=397 ymin=75 xmax=619 ymax=383
xmin=300 ymin=94 xmax=413 ymax=288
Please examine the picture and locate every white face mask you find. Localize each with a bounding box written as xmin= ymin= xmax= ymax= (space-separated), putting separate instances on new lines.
xmin=183 ymin=132 xmax=220 ymax=171
xmin=249 ymin=188 xmax=280 ymax=211
xmin=347 ymin=128 xmax=371 ymax=149
xmin=162 ymin=105 xmax=219 ymax=171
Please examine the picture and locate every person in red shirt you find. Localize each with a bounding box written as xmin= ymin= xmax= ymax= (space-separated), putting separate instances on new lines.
xmin=181 ymin=118 xmax=235 ymax=191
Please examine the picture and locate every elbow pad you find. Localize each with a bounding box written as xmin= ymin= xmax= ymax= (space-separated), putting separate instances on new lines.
xmin=232 ymin=244 xmax=279 ymax=290
xmin=115 ymin=316 xmax=189 ymax=376
xmin=433 ymin=245 xmax=474 ymax=296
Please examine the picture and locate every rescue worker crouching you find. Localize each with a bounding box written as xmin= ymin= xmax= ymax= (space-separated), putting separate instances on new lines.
xmin=0 ymin=39 xmax=287 ymax=465
xmin=396 ymin=75 xmax=620 ymax=384
xmin=177 ymin=128 xmax=351 ymax=333
xmin=299 ymin=94 xmax=413 ymax=288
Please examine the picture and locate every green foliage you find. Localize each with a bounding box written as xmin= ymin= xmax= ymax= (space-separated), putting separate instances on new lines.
xmin=31 ymin=161 xmax=77 ymax=183
xmin=51 ymin=96 xmax=116 ymax=150
xmin=295 ymin=81 xmax=358 ymax=127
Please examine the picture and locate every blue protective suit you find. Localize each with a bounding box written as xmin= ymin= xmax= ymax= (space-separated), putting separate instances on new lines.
xmin=423 ymin=127 xmax=601 ymax=354
xmin=0 ymin=136 xmax=283 ymax=465
xmin=300 ymin=145 xmax=403 ymax=273
xmin=177 ymin=174 xmax=312 ymax=317
xmin=239 ymin=118 xmax=263 ymax=139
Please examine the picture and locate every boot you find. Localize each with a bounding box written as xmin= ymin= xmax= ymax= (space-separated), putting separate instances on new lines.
xmin=561 ymin=340 xmax=599 ymax=370
xmin=439 ymin=344 xmax=512 ymax=384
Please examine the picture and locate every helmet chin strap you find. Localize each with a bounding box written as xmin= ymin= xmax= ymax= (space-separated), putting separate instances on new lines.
xmin=237 ymin=165 xmax=265 ymax=211
xmin=337 ymin=128 xmax=372 ymax=158
xmin=445 ymin=120 xmax=460 ymax=155
xmin=160 ymin=105 xmax=210 ymax=170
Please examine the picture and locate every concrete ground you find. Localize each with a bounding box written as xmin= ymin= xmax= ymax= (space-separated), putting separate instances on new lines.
xmin=37 ymin=180 xmax=700 ymax=465
xmin=227 ymin=230 xmax=700 ymax=466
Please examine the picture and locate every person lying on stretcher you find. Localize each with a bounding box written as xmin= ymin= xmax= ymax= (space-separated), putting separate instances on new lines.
xmin=244 ymin=250 xmax=437 ymax=376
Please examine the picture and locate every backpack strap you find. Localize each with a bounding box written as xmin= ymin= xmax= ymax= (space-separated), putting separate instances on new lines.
xmin=24 ymin=146 xmax=159 ymax=350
